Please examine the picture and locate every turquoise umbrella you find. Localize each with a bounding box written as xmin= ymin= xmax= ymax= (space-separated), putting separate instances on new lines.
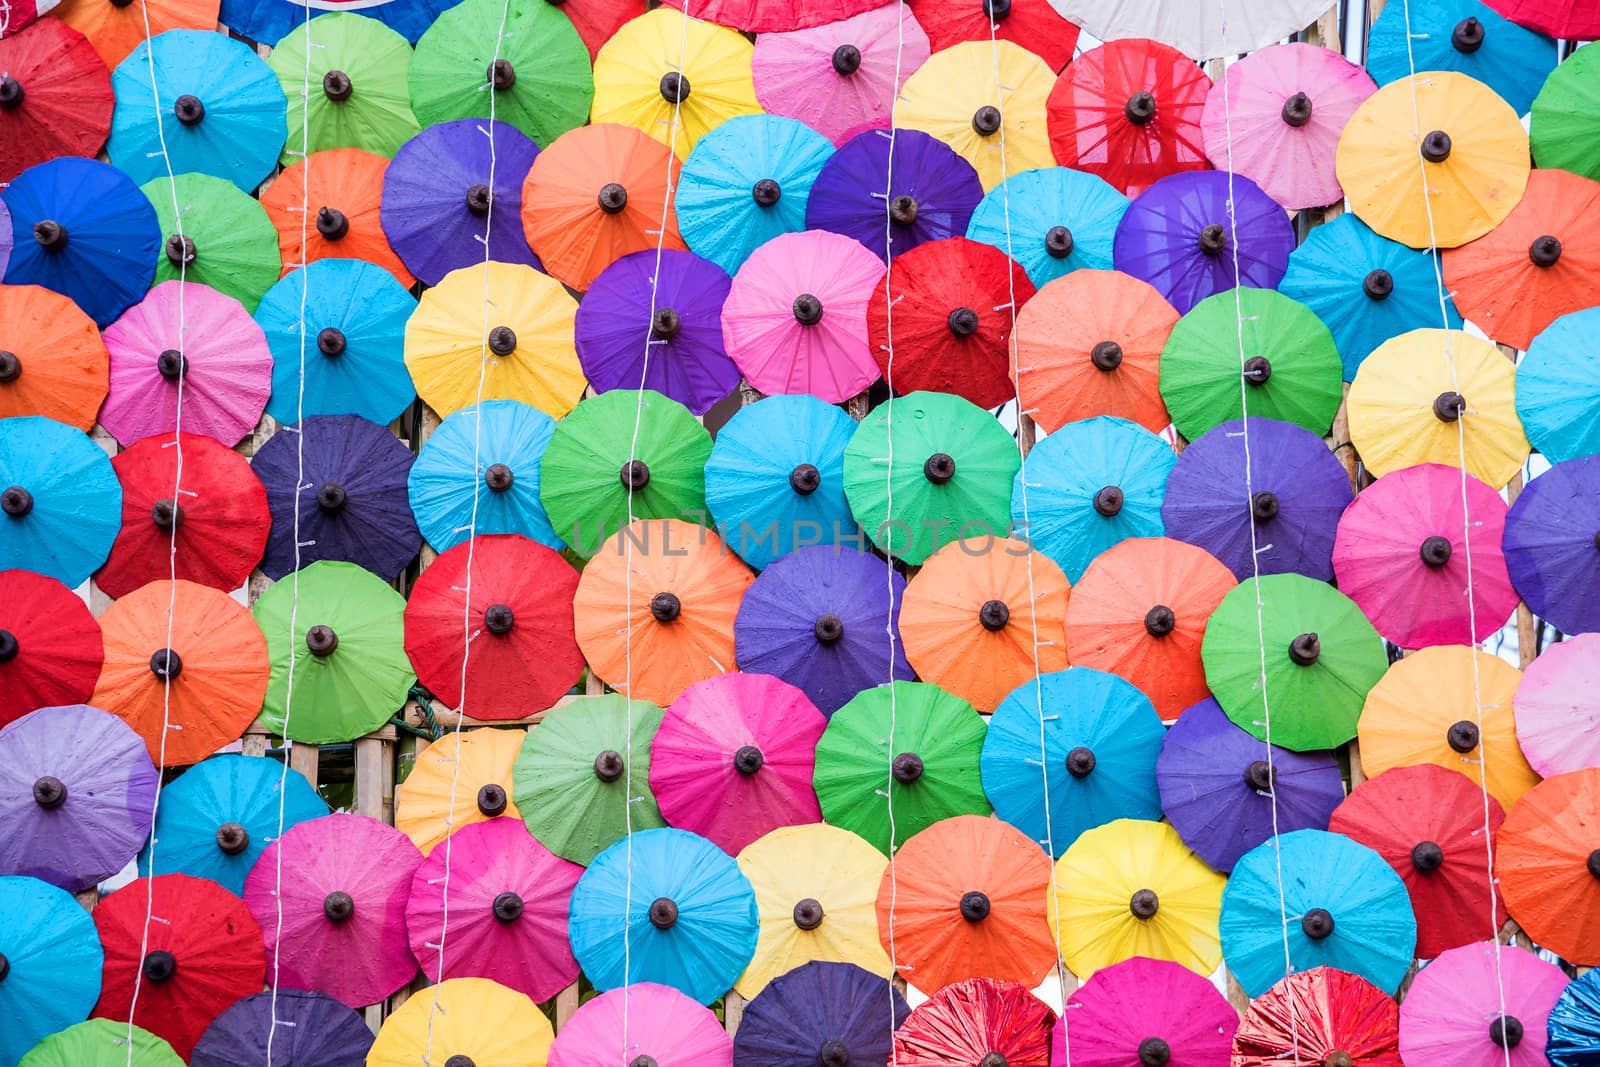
xmin=0 ymin=875 xmax=105 ymax=1067
xmin=1368 ymin=0 xmax=1556 ymax=116
xmin=0 ymin=416 xmax=121 ymax=588
xmin=965 ymin=166 xmax=1129 ymax=289
xmin=1517 ymin=306 xmax=1600 ymax=464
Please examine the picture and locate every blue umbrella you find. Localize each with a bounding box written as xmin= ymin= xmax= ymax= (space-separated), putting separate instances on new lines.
xmin=733 ymin=961 xmax=909 ymax=1067
xmin=1368 ymin=0 xmax=1556 ymax=116
xmin=704 ymin=394 xmax=860 ymax=571
xmin=256 ymin=258 xmax=418 ymax=426
xmin=0 ymin=875 xmax=104 ymax=1067
xmin=568 ymin=827 xmax=759 ymax=1006
xmin=1014 ymin=415 xmax=1176 ymax=582
xmin=981 ymin=667 xmax=1165 ymax=858
xmin=2 ymin=157 xmax=159 ymax=328
xmin=219 ymin=0 xmax=455 ymax=45
xmin=1547 ymin=967 xmax=1600 ymax=1067
xmin=1277 ymin=214 xmax=1462 ymax=381
xmin=1517 ymin=306 xmax=1600 ymax=464
xmin=1220 ymin=828 xmax=1417 ymax=998
xmin=107 ymin=30 xmax=287 ymax=195
xmin=965 ymin=166 xmax=1130 ymax=289
xmin=192 ymin=989 xmax=374 ymax=1067
xmin=407 ymin=399 xmax=564 ymax=554
xmin=137 ymin=755 xmax=327 ymax=897
xmin=0 ymin=416 xmax=121 ymax=588
xmin=1503 ymin=455 xmax=1600 ymax=637
xmin=676 ymin=114 xmax=835 ymax=275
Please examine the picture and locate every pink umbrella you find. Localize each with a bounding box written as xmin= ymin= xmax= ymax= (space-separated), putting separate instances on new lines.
xmin=721 ymin=230 xmax=886 ymax=403
xmin=752 ymin=6 xmax=932 ymax=146
xmin=649 ymin=673 xmax=826 ymax=855
xmin=1515 ymin=633 xmax=1600 ymax=778
xmin=405 ymin=818 xmax=582 ymax=1004
xmin=1399 ymin=942 xmax=1570 ymax=1067
xmin=1331 ymin=462 xmax=1518 ymax=651
xmin=1054 ymin=956 xmax=1238 ymax=1067
xmin=1199 ymin=42 xmax=1376 ymax=211
xmin=242 ymin=813 xmax=423 ymax=1009
xmin=549 ymin=982 xmax=732 ymax=1067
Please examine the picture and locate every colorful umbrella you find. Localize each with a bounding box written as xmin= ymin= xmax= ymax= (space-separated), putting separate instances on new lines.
xmin=548 ymin=0 xmax=642 ymax=60
xmin=1503 ymin=455 xmax=1600 ymax=636
xmin=252 ymin=560 xmax=415 ymax=744
xmin=0 ymin=17 xmax=112 ymax=183
xmin=1531 ymin=40 xmax=1600 ymax=181
xmin=0 ymin=875 xmax=104 ymax=1067
xmin=404 ymin=534 xmax=584 ymax=717
xmin=141 ymin=174 xmax=280 ymax=312
xmin=269 ymin=13 xmax=419 ymax=163
xmin=1400 ymin=941 xmax=1568 ymax=1067
xmin=548 ymin=982 xmax=729 ymax=1067
xmin=367 ymin=977 xmax=553 ymax=1067
xmin=191 ymin=990 xmax=374 ymax=1067
xmin=52 ymin=0 xmax=214 ymax=69
xmin=734 ymin=960 xmax=908 ymax=1067
xmin=1496 ymin=769 xmax=1600 ymax=965
xmin=510 ymin=693 xmax=666 ymax=865
xmin=966 ymin=167 xmax=1129 ymax=290
xmin=1231 ymin=967 xmax=1402 ymax=1067
xmin=1045 ymin=0 xmax=1332 ymax=62
xmin=1519 ymin=307 xmax=1600 ymax=463
xmin=1516 ymin=633 xmax=1600 ymax=778
xmin=1058 ymin=955 xmax=1238 ymax=1067
xmin=910 ymin=0 xmax=1078 ymax=70
xmin=260 ymin=148 xmax=413 ymax=288
xmin=658 ymin=0 xmax=880 ymax=32
xmin=395 ymin=727 xmax=523 ymax=855
xmin=0 ymin=704 xmax=155 ymax=892
xmin=1369 ymin=0 xmax=1556 ymax=116
xmin=1548 ymin=969 xmax=1600 ymax=1067
xmin=0 ymin=570 xmax=102 ymax=727
xmin=0 ymin=282 xmax=107 ymax=430
xmin=1487 ymin=0 xmax=1600 ymax=37
xmin=894 ymin=978 xmax=1055 ymax=1067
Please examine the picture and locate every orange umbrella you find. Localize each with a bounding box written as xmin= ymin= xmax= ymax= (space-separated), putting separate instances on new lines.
xmin=1495 ymin=768 xmax=1600 ymax=965
xmin=0 ymin=283 xmax=108 ymax=431
xmin=1011 ymin=269 xmax=1176 ymax=435
xmin=520 ymin=123 xmax=687 ymax=292
xmin=877 ymin=814 xmax=1059 ymax=995
xmin=898 ymin=536 xmax=1071 ymax=714
xmin=572 ymin=518 xmax=754 ymax=706
xmin=89 ymin=579 xmax=270 ymax=766
xmin=55 ymin=0 xmax=220 ymax=69
xmin=1063 ymin=537 xmax=1236 ymax=720
xmin=259 ymin=148 xmax=414 ymax=288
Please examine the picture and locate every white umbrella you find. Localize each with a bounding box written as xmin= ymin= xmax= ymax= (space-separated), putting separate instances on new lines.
xmin=1048 ymin=0 xmax=1333 ymax=61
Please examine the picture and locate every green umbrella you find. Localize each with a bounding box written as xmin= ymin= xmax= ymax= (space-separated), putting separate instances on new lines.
xmin=1159 ymin=287 xmax=1344 ymax=441
xmin=1201 ymin=572 xmax=1387 ymax=752
xmin=511 ymin=693 xmax=666 ymax=865
xmin=1531 ymin=44 xmax=1600 ymax=181
xmin=812 ymin=680 xmax=991 ymax=856
xmin=270 ymin=12 xmax=422 ymax=165
xmin=142 ymin=173 xmax=282 ymax=313
xmin=252 ymin=560 xmax=415 ymax=744
xmin=539 ymin=389 xmax=712 ymax=557
xmin=841 ymin=391 xmax=1020 ymax=567
xmin=409 ymin=0 xmax=593 ymax=148
xmin=20 ymin=1020 xmax=182 ymax=1067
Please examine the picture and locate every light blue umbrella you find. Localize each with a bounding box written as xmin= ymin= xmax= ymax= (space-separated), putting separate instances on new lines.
xmin=138 ymin=755 xmax=327 ymax=897
xmin=0 ymin=875 xmax=104 ymax=1067
xmin=0 ymin=417 xmax=121 ymax=588
xmin=568 ymin=827 xmax=759 ymax=1006
xmin=704 ymin=394 xmax=860 ymax=570
xmin=1013 ymin=415 xmax=1176 ymax=582
xmin=1517 ymin=306 xmax=1600 ymax=464
xmin=1547 ymin=967 xmax=1600 ymax=1067
xmin=1220 ymin=828 xmax=1417 ymax=998
xmin=408 ymin=399 xmax=564 ymax=554
xmin=107 ymin=30 xmax=287 ymax=194
xmin=981 ymin=668 xmax=1165 ymax=858
xmin=965 ymin=167 xmax=1129 ymax=289
xmin=676 ymin=114 xmax=835 ymax=275
xmin=1368 ymin=0 xmax=1556 ymax=116
xmin=256 ymin=258 xmax=417 ymax=426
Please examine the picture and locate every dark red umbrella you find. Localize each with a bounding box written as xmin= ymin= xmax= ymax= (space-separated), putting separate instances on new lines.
xmin=0 ymin=17 xmax=112 ymax=183
xmin=907 ymin=0 xmax=1081 ymax=71
xmin=0 ymin=569 xmax=102 ymax=727
xmin=1232 ymin=967 xmax=1402 ymax=1066
xmin=893 ymin=977 xmax=1056 ymax=1067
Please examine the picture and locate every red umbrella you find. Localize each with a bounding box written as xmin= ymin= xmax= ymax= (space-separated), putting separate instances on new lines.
xmin=92 ymin=873 xmax=266 ymax=1060
xmin=560 ymin=0 xmax=646 ymax=61
xmin=866 ymin=237 xmax=1036 ymax=409
xmin=1232 ymin=966 xmax=1402 ymax=1066
xmin=907 ymin=0 xmax=1081 ymax=72
xmin=0 ymin=17 xmax=112 ymax=183
xmin=0 ymin=568 xmax=102 ymax=728
xmin=893 ymin=977 xmax=1056 ymax=1067
xmin=1484 ymin=0 xmax=1600 ymax=39
xmin=1045 ymin=37 xmax=1212 ymax=196
xmin=658 ymin=0 xmax=881 ymax=33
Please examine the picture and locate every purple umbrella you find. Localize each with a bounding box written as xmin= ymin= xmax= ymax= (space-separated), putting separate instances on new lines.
xmin=733 ymin=545 xmax=915 ymax=716
xmin=191 ymin=990 xmax=373 ymax=1067
xmin=574 ymin=249 xmax=740 ymax=416
xmin=0 ymin=198 xmax=10 ymax=282
xmin=1161 ymin=417 xmax=1353 ymax=582
xmin=804 ymin=128 xmax=984 ymax=263
xmin=1113 ymin=171 xmax=1296 ymax=314
xmin=0 ymin=704 xmax=157 ymax=892
xmin=1157 ymin=697 xmax=1346 ymax=873
xmin=1504 ymin=455 xmax=1600 ymax=636
xmin=380 ymin=119 xmax=542 ymax=287
xmin=733 ymin=961 xmax=909 ymax=1067
xmin=250 ymin=414 xmax=421 ymax=582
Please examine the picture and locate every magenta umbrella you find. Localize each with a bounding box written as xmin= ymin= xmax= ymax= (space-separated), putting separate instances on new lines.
xmin=242 ymin=813 xmax=423 ymax=1009
xmin=1054 ymin=955 xmax=1238 ymax=1067
xmin=99 ymin=281 xmax=272 ymax=448
xmin=1515 ymin=633 xmax=1600 ymax=778
xmin=649 ymin=673 xmax=826 ymax=855
xmin=1399 ymin=942 xmax=1570 ymax=1067
xmin=549 ymin=982 xmax=732 ymax=1067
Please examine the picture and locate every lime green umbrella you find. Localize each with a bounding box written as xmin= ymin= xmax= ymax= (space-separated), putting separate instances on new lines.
xmin=539 ymin=389 xmax=712 ymax=557
xmin=20 ymin=1020 xmax=182 ymax=1067
xmin=1531 ymin=44 xmax=1600 ymax=182
xmin=271 ymin=12 xmax=421 ymax=165
xmin=1201 ymin=572 xmax=1387 ymax=752
xmin=813 ymin=680 xmax=991 ymax=856
xmin=512 ymin=693 xmax=667 ymax=865
xmin=252 ymin=560 xmax=415 ymax=744
xmin=409 ymin=0 xmax=593 ymax=148
xmin=1159 ymin=288 xmax=1344 ymax=441
xmin=841 ymin=391 xmax=1020 ymax=567
xmin=142 ymin=173 xmax=282 ymax=312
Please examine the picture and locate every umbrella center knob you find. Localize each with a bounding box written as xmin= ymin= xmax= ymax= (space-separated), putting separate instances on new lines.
xmin=1137 ymin=1037 xmax=1172 ymax=1067
xmin=1419 ymin=535 xmax=1453 ymax=567
xmin=597 ymin=183 xmax=629 ymax=214
xmin=142 ymin=950 xmax=178 ymax=982
xmin=0 ymin=76 xmax=22 ymax=110
xmin=1251 ymin=491 xmax=1279 ymax=522
xmin=924 ymin=452 xmax=956 ymax=484
xmin=1452 ymin=16 xmax=1485 ymax=53
xmin=1588 ymin=849 xmax=1600 ymax=880
xmin=1066 ymin=746 xmax=1096 ymax=777
xmin=1280 ymin=91 xmax=1313 ymax=128
xmin=323 ymin=71 xmax=353 ymax=103
xmin=734 ymin=745 xmax=765 ymax=776
xmin=752 ymin=178 xmax=782 ymax=207
xmin=317 ymin=327 xmax=347 ymax=357
xmin=1301 ymin=907 xmax=1335 ymax=939
xmin=793 ymin=897 xmax=825 ymax=930
xmin=648 ymin=896 xmax=678 ymax=928
xmin=476 ymin=783 xmax=508 ymax=817
xmin=323 ymin=890 xmax=356 ymax=923
xmin=1044 ymin=225 xmax=1074 ymax=258
xmin=488 ymin=326 xmax=518 ymax=356
xmin=650 ymin=591 xmax=681 ymax=623
xmin=892 ymin=751 xmax=924 ymax=783
xmin=492 ymin=891 xmax=524 ymax=922
xmin=31 ymin=220 xmax=66 ymax=251
xmin=306 ymin=625 xmax=339 ymax=657
xmin=484 ymin=604 xmax=515 ymax=635
xmin=1361 ymin=268 xmax=1394 ymax=301
xmin=814 ymin=613 xmax=844 ymax=644
xmin=489 ymin=58 xmax=516 ymax=91
xmin=1288 ymin=632 xmax=1321 ymax=666
xmin=1489 ymin=1016 xmax=1523 ymax=1050
xmin=972 ymin=105 xmax=1002 ymax=136
xmin=790 ymin=463 xmax=822 ymax=495
xmin=659 ymin=72 xmax=690 ymax=103
xmin=1124 ymin=91 xmax=1156 ymax=125
xmin=1129 ymin=888 xmax=1159 ymax=919
xmin=1 ymin=486 xmax=32 ymax=518
xmin=831 ymin=44 xmax=862 ymax=76
xmin=793 ymin=293 xmax=825 ymax=326
xmin=444 ymin=1058 xmax=476 ymax=1067
xmin=978 ymin=599 xmax=1010 ymax=631
xmin=1446 ymin=719 xmax=1480 ymax=753
xmin=0 ymin=952 xmax=8 ymax=982
xmin=466 ymin=184 xmax=494 ymax=217
xmin=0 ymin=629 xmax=16 ymax=663
xmin=984 ymin=0 xmax=1011 ymax=19
xmin=620 ymin=460 xmax=651 ymax=490
xmin=0 ymin=351 xmax=20 ymax=383
xmin=1411 ymin=840 xmax=1444 ymax=872
xmin=818 ymin=1039 xmax=851 ymax=1067
xmin=165 ymin=233 xmax=197 ymax=267
xmin=1093 ymin=485 xmax=1124 ymax=517
xmin=156 ymin=349 xmax=188 ymax=383
xmin=651 ymin=307 xmax=681 ymax=340
xmin=959 ymin=890 xmax=991 ymax=922
xmin=1144 ymin=605 xmax=1176 ymax=637
xmin=31 ymin=775 xmax=66 ymax=809
xmin=151 ymin=499 xmax=183 ymax=530
xmin=1529 ymin=234 xmax=1563 ymax=268
xmin=594 ymin=750 xmax=625 ymax=782
xmin=630 ymin=1058 xmax=659 ymax=1067
xmin=316 ymin=206 xmax=349 ymax=240
xmin=174 ymin=94 xmax=205 ymax=125
xmin=1090 ymin=340 xmax=1122 ymax=371
xmin=1244 ymin=759 xmax=1274 ymax=792
xmin=316 ymin=482 xmax=348 ymax=512
xmin=947 ymin=307 xmax=980 ymax=337
xmin=485 ymin=463 xmax=514 ymax=492
xmin=1421 ymin=130 xmax=1452 ymax=163
xmin=1242 ymin=356 xmax=1272 ymax=386
xmin=149 ymin=648 xmax=183 ymax=680
xmin=1197 ymin=224 xmax=1228 ymax=256
xmin=890 ymin=195 xmax=920 ymax=226
xmin=980 ymin=1055 xmax=1008 ymax=1067
xmin=1325 ymin=1053 xmax=1354 ymax=1067
xmin=215 ymin=821 xmax=250 ymax=855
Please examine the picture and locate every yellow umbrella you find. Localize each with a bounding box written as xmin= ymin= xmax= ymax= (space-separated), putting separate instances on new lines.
xmin=395 ymin=727 xmax=525 ymax=855
xmin=1357 ymin=645 xmax=1538 ymax=810
xmin=404 ymin=261 xmax=588 ymax=420
xmin=1051 ymin=818 xmax=1225 ymax=980
xmin=733 ymin=823 xmax=891 ymax=998
xmin=368 ymin=977 xmax=553 ymax=1067
xmin=590 ymin=8 xmax=761 ymax=155
xmin=1335 ymin=72 xmax=1529 ymax=250
xmin=897 ymin=41 xmax=1055 ymax=191
xmin=1346 ymin=328 xmax=1529 ymax=489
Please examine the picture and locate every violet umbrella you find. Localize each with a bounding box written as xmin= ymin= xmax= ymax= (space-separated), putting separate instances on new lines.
xmin=548 ymin=982 xmax=732 ymax=1067
xmin=1399 ymin=941 xmax=1570 ymax=1067
xmin=191 ymin=990 xmax=374 ymax=1067
xmin=1503 ymin=455 xmax=1600 ymax=637
xmin=1516 ymin=633 xmax=1600 ymax=778
xmin=1056 ymin=955 xmax=1238 ymax=1067
xmin=250 ymin=414 xmax=421 ymax=582
xmin=733 ymin=960 xmax=910 ymax=1067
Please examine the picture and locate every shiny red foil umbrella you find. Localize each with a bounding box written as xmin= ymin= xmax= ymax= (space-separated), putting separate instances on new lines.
xmin=907 ymin=0 xmax=1081 ymax=72
xmin=0 ymin=569 xmax=102 ymax=727
xmin=867 ymin=237 xmax=1036 ymax=409
xmin=0 ymin=17 xmax=113 ymax=183
xmin=894 ymin=977 xmax=1056 ymax=1067
xmin=1232 ymin=967 xmax=1402 ymax=1066
xmin=92 ymin=873 xmax=267 ymax=1060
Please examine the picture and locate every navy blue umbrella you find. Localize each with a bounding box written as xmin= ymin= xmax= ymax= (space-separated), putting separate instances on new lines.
xmin=191 ymin=989 xmax=374 ymax=1067
xmin=733 ymin=960 xmax=909 ymax=1067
